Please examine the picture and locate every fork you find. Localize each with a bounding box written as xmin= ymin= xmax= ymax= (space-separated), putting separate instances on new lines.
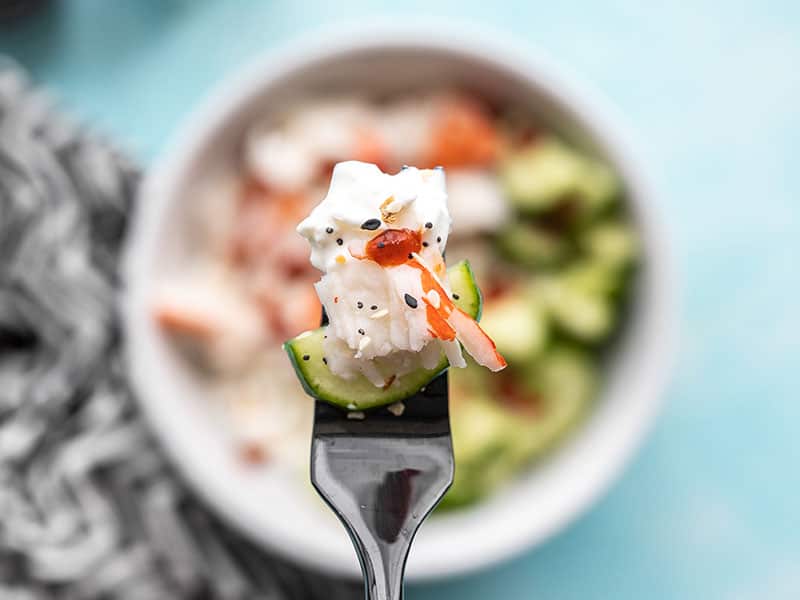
xmin=310 ymin=372 xmax=453 ymax=600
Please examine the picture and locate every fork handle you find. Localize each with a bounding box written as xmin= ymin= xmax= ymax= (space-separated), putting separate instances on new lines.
xmin=350 ymin=530 xmax=411 ymax=600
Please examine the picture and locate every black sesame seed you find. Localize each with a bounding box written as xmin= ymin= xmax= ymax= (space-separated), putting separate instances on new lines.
xmin=358 ymin=328 xmax=365 ymax=335
xmin=326 ymin=226 xmax=334 ymax=234
xmin=437 ymin=236 xmax=442 ymax=243
xmin=336 ymin=238 xmax=343 ymax=246
xmin=422 ymin=241 xmax=429 ymax=247
xmin=401 ymin=165 xmax=409 ymax=170
xmin=404 ymin=294 xmax=418 ymax=308
xmin=323 ymin=357 xmax=328 ymax=364
xmin=425 ymin=222 xmax=433 ymax=229
xmin=452 ymin=293 xmax=460 ymax=300
xmin=371 ymin=305 xmax=378 ymax=310
xmin=377 ymin=242 xmax=385 ymax=249
xmin=357 ymin=301 xmax=363 ymax=309
xmin=361 ymin=218 xmax=381 ymax=231
xmin=408 ymin=253 xmax=413 ymax=259
xmin=302 ymin=354 xmax=310 ymax=361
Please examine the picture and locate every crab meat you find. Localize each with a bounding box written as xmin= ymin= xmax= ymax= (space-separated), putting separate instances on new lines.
xmin=447 ymin=307 xmax=507 ymax=372
xmin=407 ymin=255 xmax=506 ymax=372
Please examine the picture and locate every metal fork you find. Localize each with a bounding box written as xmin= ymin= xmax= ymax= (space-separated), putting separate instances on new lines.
xmin=310 ymin=372 xmax=453 ymax=600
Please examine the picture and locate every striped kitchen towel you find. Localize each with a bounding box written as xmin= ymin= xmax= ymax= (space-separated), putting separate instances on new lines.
xmin=0 ymin=60 xmax=357 ymax=600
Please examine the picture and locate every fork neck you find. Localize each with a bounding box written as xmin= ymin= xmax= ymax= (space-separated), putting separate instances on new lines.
xmin=351 ymin=530 xmax=411 ymax=600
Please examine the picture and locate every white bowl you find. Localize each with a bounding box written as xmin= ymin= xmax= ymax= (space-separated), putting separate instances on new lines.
xmin=123 ymin=23 xmax=676 ymax=581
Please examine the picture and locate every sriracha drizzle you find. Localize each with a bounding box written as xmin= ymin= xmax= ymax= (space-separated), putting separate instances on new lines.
xmin=365 ymin=228 xmax=422 ymax=267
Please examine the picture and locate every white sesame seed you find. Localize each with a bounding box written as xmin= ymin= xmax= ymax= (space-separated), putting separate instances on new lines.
xmin=347 ymin=411 xmax=365 ymax=420
xmin=358 ymin=336 xmax=372 ymax=351
xmin=370 ymin=308 xmax=389 ymax=319
xmin=387 ymin=402 xmax=405 ymax=417
xmin=354 ymin=335 xmax=372 ymax=359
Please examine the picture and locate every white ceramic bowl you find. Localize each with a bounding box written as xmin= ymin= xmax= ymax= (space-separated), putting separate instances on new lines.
xmin=124 ymin=23 xmax=676 ymax=581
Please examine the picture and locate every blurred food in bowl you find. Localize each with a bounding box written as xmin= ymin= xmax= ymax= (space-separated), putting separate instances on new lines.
xmin=152 ymin=89 xmax=638 ymax=509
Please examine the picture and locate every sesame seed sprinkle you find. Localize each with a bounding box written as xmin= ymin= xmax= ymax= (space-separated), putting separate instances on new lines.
xmin=361 ymin=218 xmax=381 ymax=230
xmin=336 ymin=238 xmax=343 ymax=246
xmin=358 ymin=336 xmax=371 ymax=352
xmin=326 ymin=226 xmax=334 ymax=234
xmin=425 ymin=222 xmax=433 ymax=229
xmin=404 ymin=294 xmax=418 ymax=308
xmin=387 ymin=401 xmax=405 ymax=416
xmin=357 ymin=301 xmax=363 ymax=309
xmin=302 ymin=354 xmax=310 ymax=361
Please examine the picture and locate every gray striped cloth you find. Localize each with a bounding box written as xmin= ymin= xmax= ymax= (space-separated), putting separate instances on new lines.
xmin=0 ymin=60 xmax=358 ymax=600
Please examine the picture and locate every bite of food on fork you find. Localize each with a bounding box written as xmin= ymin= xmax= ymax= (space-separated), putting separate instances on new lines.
xmin=284 ymin=161 xmax=505 ymax=599
xmin=285 ymin=161 xmax=505 ymax=412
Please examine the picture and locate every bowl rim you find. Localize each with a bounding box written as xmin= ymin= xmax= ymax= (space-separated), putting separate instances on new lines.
xmin=124 ymin=20 xmax=677 ymax=581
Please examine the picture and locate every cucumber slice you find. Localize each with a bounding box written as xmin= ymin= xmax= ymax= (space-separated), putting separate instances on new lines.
xmin=480 ymin=293 xmax=548 ymax=363
xmin=448 ymin=259 xmax=483 ymax=321
xmin=561 ymin=259 xmax=624 ymax=297
xmin=508 ymin=346 xmax=597 ymax=462
xmin=442 ymin=394 xmax=519 ymax=510
xmin=501 ymin=138 xmax=584 ymax=213
xmin=284 ymin=260 xmax=482 ymax=410
xmin=443 ymin=346 xmax=596 ymax=509
xmin=575 ymin=159 xmax=619 ymax=219
xmin=495 ymin=222 xmax=569 ymax=268
xmin=501 ymin=137 xmax=619 ymax=218
xmin=541 ymin=277 xmax=614 ymax=342
xmin=583 ymin=221 xmax=638 ymax=268
xmin=450 ymin=393 xmax=508 ymax=464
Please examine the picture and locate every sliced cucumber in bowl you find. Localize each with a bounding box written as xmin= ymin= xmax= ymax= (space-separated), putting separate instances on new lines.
xmin=479 ymin=292 xmax=548 ymax=363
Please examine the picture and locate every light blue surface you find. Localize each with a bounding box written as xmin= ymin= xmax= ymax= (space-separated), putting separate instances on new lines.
xmin=2 ymin=2 xmax=798 ymax=598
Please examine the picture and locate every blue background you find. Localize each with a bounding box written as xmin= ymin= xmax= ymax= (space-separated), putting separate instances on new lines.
xmin=2 ymin=1 xmax=798 ymax=598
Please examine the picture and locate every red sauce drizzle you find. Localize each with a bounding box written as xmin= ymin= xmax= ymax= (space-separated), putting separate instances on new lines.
xmin=365 ymin=229 xmax=422 ymax=267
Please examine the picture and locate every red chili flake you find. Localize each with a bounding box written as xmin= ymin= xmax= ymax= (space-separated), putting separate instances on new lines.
xmin=382 ymin=374 xmax=397 ymax=390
